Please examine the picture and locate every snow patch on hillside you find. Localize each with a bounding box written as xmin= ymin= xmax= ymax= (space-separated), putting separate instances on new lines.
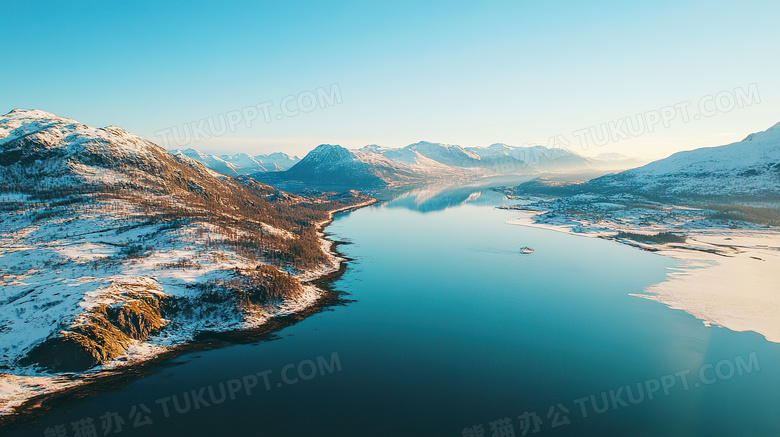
xmin=591 ymin=122 xmax=780 ymax=198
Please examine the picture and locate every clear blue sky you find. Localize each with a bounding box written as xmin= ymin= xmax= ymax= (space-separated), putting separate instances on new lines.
xmin=1 ymin=0 xmax=778 ymax=159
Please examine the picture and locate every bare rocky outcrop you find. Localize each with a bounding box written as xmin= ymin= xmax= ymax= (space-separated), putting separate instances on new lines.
xmin=19 ymin=283 xmax=167 ymax=372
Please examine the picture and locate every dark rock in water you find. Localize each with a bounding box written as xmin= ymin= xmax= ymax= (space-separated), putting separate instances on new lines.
xmin=519 ymin=246 xmax=534 ymax=254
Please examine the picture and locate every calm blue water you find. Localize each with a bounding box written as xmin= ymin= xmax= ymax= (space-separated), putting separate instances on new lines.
xmin=7 ymin=186 xmax=780 ymax=436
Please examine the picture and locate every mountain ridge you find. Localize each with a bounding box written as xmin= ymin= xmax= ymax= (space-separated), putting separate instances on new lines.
xmin=586 ymin=122 xmax=780 ymax=201
xmin=0 ymin=109 xmax=370 ymax=378
xmin=506 ymin=122 xmax=780 ymax=205
xmin=251 ymin=140 xmax=601 ymax=191
xmin=169 ymin=148 xmax=300 ymax=175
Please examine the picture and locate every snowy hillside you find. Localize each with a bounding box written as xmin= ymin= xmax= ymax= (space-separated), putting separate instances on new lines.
xmin=0 ymin=109 xmax=370 ymax=412
xmin=589 ymin=122 xmax=780 ymax=200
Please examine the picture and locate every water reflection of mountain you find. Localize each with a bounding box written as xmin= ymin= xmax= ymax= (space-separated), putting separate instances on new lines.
xmin=379 ymin=172 xmax=610 ymax=213
xmin=383 ymin=183 xmax=504 ymax=213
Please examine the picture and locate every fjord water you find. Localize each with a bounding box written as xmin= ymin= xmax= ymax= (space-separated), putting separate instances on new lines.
xmin=11 ymin=186 xmax=780 ymax=436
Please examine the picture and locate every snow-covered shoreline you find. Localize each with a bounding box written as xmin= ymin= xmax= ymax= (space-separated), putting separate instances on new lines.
xmin=299 ymin=198 xmax=377 ymax=283
xmin=0 ymin=200 xmax=376 ymax=417
xmin=506 ymin=210 xmax=780 ymax=344
xmin=640 ymin=230 xmax=780 ymax=343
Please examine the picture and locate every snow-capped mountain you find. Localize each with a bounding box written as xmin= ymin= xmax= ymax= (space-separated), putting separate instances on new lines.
xmin=383 ymin=141 xmax=482 ymax=167
xmin=258 ymin=144 xmax=413 ymax=189
xmin=0 ymin=109 xmax=368 ymax=382
xmin=172 ymin=148 xmax=240 ymax=175
xmin=169 ymin=148 xmax=300 ymax=175
xmin=366 ymin=141 xmax=593 ymax=173
xmin=465 ymin=143 xmax=594 ymax=171
xmin=255 ymin=141 xmax=595 ymax=191
xmin=588 ymin=122 xmax=780 ymax=200
xmin=258 ymin=152 xmax=300 ymax=171
xmin=220 ymin=152 xmax=265 ymax=172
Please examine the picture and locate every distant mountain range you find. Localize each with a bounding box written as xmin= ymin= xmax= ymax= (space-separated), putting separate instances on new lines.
xmin=252 ymin=141 xmax=614 ymax=191
xmin=175 ymin=141 xmax=652 ymax=192
xmin=170 ymin=148 xmax=300 ymax=175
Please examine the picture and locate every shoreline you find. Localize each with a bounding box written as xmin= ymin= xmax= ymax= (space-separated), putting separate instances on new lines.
xmin=505 ymin=210 xmax=780 ymax=344
xmin=305 ymin=198 xmax=378 ymax=281
xmin=0 ymin=199 xmax=376 ymax=429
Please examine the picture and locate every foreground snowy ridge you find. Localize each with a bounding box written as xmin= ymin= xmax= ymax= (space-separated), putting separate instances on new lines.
xmin=0 ymin=109 xmax=371 ymax=415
